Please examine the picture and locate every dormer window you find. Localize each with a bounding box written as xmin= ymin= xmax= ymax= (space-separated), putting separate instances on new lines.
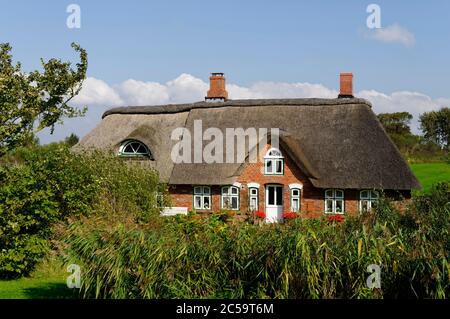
xmin=119 ymin=140 xmax=152 ymax=158
xmin=264 ymin=148 xmax=284 ymax=175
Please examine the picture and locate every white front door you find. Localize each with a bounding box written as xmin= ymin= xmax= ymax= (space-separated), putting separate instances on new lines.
xmin=265 ymin=185 xmax=283 ymax=223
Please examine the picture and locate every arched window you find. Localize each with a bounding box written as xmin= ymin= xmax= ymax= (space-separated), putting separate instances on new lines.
xmin=291 ymin=188 xmax=301 ymax=212
xmin=119 ymin=140 xmax=152 ymax=158
xmin=359 ymin=190 xmax=379 ymax=213
xmin=249 ymin=187 xmax=259 ymax=211
xmin=264 ymin=148 xmax=284 ymax=175
xmin=221 ymin=186 xmax=240 ymax=210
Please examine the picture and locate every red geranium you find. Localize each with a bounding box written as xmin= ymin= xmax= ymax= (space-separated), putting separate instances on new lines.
xmin=283 ymin=212 xmax=299 ymax=219
xmin=327 ymin=214 xmax=345 ymax=222
xmin=255 ymin=211 xmax=266 ymax=218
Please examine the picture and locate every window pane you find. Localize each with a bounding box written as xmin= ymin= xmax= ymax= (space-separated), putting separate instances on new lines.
xmin=335 ymin=190 xmax=344 ymax=198
xmin=292 ymin=189 xmax=299 ymax=197
xmin=203 ymin=196 xmax=210 ymax=209
xmin=250 ymin=197 xmax=257 ymax=211
xmin=223 ymin=196 xmax=230 ymax=208
xmin=276 ymin=187 xmax=282 ymax=205
xmin=194 ymin=187 xmax=202 ymax=194
xmin=325 ymin=190 xmax=333 ymax=198
xmin=360 ymin=190 xmax=369 ymax=199
xmin=335 ymin=200 xmax=343 ymax=213
xmin=250 ymin=188 xmax=257 ymax=195
xmin=325 ymin=199 xmax=333 ymax=213
xmin=371 ymin=191 xmax=379 ymax=199
xmin=203 ymin=187 xmax=210 ymax=194
xmin=268 ymin=187 xmax=274 ymax=205
xmin=361 ymin=200 xmax=369 ymax=212
xmin=231 ymin=187 xmax=238 ymax=195
xmin=222 ymin=187 xmax=229 ymax=195
xmin=292 ymin=198 xmax=299 ymax=212
xmin=266 ymin=160 xmax=272 ymax=173
xmin=136 ymin=144 xmax=146 ymax=154
xmin=269 ymin=149 xmax=282 ymax=157
xmin=231 ymin=197 xmax=238 ymax=209
xmin=276 ymin=160 xmax=283 ymax=173
xmin=123 ymin=144 xmax=134 ymax=153
xmin=194 ymin=196 xmax=201 ymax=209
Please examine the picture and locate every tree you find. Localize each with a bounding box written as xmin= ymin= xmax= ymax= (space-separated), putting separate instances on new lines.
xmin=65 ymin=133 xmax=79 ymax=147
xmin=377 ymin=112 xmax=418 ymax=153
xmin=420 ymin=107 xmax=450 ymax=149
xmin=0 ymin=42 xmax=87 ymax=156
xmin=377 ymin=112 xmax=413 ymax=136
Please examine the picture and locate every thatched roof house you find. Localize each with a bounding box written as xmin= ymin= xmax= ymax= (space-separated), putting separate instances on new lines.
xmin=78 ymin=73 xmax=420 ymax=222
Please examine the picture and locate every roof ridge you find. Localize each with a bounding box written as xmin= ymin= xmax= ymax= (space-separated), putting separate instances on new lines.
xmin=102 ymin=97 xmax=372 ymax=118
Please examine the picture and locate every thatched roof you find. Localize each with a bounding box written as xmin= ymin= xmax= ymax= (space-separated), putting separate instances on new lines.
xmin=78 ymin=98 xmax=421 ymax=190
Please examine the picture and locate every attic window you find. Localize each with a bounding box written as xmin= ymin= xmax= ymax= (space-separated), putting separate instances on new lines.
xmin=119 ymin=140 xmax=152 ymax=158
xmin=264 ymin=148 xmax=284 ymax=175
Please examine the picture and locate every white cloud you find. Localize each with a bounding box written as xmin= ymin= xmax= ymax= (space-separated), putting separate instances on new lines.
xmin=115 ymin=79 xmax=169 ymax=105
xmin=71 ymin=77 xmax=123 ymax=106
xmin=166 ymin=73 xmax=209 ymax=103
xmin=38 ymin=73 xmax=448 ymax=143
xmin=358 ymin=90 xmax=441 ymax=133
xmin=366 ymin=23 xmax=416 ymax=47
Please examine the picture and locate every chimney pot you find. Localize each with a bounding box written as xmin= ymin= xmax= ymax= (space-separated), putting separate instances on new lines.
xmin=338 ymin=72 xmax=353 ymax=98
xmin=206 ymin=72 xmax=228 ymax=101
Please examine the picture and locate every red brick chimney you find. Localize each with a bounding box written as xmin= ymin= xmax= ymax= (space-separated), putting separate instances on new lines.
xmin=338 ymin=72 xmax=354 ymax=98
xmin=205 ymin=72 xmax=228 ymax=101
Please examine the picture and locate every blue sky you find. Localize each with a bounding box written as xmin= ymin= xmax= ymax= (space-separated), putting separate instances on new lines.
xmin=1 ymin=0 xmax=450 ymax=142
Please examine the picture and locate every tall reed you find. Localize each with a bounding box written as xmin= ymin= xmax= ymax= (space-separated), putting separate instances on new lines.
xmin=63 ymin=183 xmax=449 ymax=299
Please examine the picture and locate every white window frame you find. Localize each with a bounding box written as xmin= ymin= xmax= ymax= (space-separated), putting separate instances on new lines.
xmin=290 ymin=188 xmax=301 ymax=212
xmin=193 ymin=186 xmax=211 ymax=210
xmin=324 ymin=189 xmax=345 ymax=214
xmin=119 ymin=140 xmax=152 ymax=158
xmin=221 ymin=186 xmax=240 ymax=210
xmin=264 ymin=148 xmax=284 ymax=175
xmin=359 ymin=190 xmax=379 ymax=213
xmin=248 ymin=187 xmax=259 ymax=212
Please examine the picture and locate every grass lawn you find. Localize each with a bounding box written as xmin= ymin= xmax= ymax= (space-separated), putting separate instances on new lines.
xmin=0 ymin=257 xmax=80 ymax=299
xmin=410 ymin=162 xmax=450 ymax=193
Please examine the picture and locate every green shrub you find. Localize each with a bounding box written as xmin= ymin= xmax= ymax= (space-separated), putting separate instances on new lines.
xmin=0 ymin=144 xmax=164 ymax=278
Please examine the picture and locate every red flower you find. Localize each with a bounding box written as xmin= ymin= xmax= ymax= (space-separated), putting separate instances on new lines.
xmin=283 ymin=212 xmax=299 ymax=219
xmin=255 ymin=211 xmax=266 ymax=218
xmin=327 ymin=215 xmax=345 ymax=222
